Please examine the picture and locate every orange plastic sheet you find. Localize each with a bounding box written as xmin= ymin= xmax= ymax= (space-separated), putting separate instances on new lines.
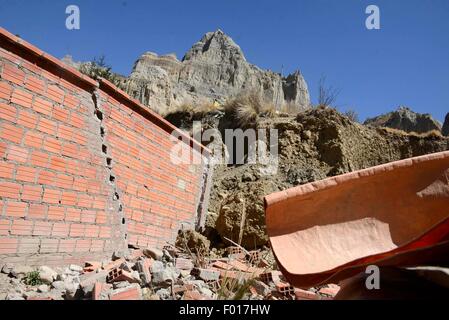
xmin=265 ymin=151 xmax=449 ymax=288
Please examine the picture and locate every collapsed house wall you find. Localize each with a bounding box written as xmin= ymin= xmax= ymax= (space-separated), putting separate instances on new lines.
xmin=0 ymin=27 xmax=212 ymax=265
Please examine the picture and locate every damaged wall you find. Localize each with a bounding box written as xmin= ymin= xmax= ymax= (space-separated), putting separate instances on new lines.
xmin=0 ymin=27 xmax=212 ymax=265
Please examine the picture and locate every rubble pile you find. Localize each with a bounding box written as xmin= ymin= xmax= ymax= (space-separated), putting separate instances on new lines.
xmin=0 ymin=243 xmax=340 ymax=300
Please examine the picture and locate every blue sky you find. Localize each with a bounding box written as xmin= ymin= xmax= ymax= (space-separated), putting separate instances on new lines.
xmin=1 ymin=0 xmax=448 ymax=122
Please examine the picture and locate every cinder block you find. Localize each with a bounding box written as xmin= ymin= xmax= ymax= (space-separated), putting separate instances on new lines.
xmin=106 ymin=268 xmax=140 ymax=284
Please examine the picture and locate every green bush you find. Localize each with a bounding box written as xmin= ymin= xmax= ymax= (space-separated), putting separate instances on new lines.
xmin=24 ymin=271 xmax=43 ymax=286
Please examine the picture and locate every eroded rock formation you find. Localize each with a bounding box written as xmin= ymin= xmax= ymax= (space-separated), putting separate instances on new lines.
xmin=364 ymin=106 xmax=442 ymax=134
xmin=121 ymin=30 xmax=310 ymax=114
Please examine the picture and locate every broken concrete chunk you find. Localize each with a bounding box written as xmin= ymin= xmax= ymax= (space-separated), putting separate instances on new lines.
xmin=143 ymin=247 xmax=164 ymax=261
xmin=38 ymin=266 xmax=58 ymax=284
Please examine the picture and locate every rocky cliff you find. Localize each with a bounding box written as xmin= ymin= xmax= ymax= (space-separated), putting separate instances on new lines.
xmin=443 ymin=112 xmax=449 ymax=136
xmin=121 ymin=30 xmax=310 ymax=114
xmin=364 ymin=106 xmax=442 ymax=134
xmin=167 ymin=107 xmax=449 ymax=249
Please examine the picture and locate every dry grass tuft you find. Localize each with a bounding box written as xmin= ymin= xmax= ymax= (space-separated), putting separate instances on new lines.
xmin=223 ymin=91 xmax=275 ymax=127
xmin=379 ymin=127 xmax=443 ymax=138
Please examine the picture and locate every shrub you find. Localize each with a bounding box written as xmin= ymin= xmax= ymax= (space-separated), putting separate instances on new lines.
xmin=79 ymin=55 xmax=122 ymax=88
xmin=223 ymin=92 xmax=275 ymax=127
xmin=317 ymin=75 xmax=340 ymax=107
xmin=24 ymin=271 xmax=43 ymax=286
xmin=343 ymin=109 xmax=359 ymax=122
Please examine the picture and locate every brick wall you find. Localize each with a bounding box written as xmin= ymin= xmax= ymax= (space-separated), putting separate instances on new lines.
xmin=0 ymin=27 xmax=212 ymax=265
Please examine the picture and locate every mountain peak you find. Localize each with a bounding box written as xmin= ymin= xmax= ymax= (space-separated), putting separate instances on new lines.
xmin=182 ymin=29 xmax=245 ymax=62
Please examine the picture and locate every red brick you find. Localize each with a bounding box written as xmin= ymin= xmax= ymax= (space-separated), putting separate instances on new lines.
xmin=25 ymin=75 xmax=45 ymax=94
xmin=17 ymin=110 xmax=38 ymax=129
xmin=30 ymin=150 xmax=49 ymax=167
xmin=38 ymin=170 xmax=56 ymax=185
xmin=39 ymin=239 xmax=59 ymax=253
xmin=69 ymin=223 xmax=85 ymax=237
xmin=0 ymin=81 xmax=12 ymax=100
xmin=24 ymin=131 xmax=44 ymax=148
xmin=28 ymin=204 xmax=47 ymax=219
xmin=61 ymin=142 xmax=78 ymax=158
xmin=92 ymin=282 xmax=112 ymax=300
xmin=54 ymin=173 xmax=73 ymax=189
xmin=18 ymin=237 xmax=40 ymax=254
xmin=46 ymin=84 xmax=64 ymax=104
xmin=65 ymin=208 xmax=81 ymax=222
xmin=6 ymin=145 xmax=28 ymax=162
xmin=11 ymin=219 xmax=33 ymax=235
xmin=43 ymin=137 xmax=61 ymax=154
xmin=42 ymin=189 xmax=61 ymax=205
xmin=33 ymin=96 xmax=53 ymax=116
xmin=58 ymin=239 xmax=76 ymax=253
xmin=37 ymin=117 xmax=57 ymax=135
xmin=1 ymin=63 xmax=25 ymax=85
xmin=84 ymin=224 xmax=100 ymax=237
xmin=0 ymin=141 xmax=6 ymax=157
xmin=81 ymin=210 xmax=96 ymax=223
xmin=0 ymin=238 xmax=18 ymax=254
xmin=49 ymin=156 xmax=66 ymax=172
xmin=91 ymin=239 xmax=104 ymax=252
xmin=52 ymin=222 xmax=70 ymax=237
xmin=11 ymin=88 xmax=32 ymax=108
xmin=33 ymin=220 xmax=52 ymax=236
xmin=1 ymin=123 xmax=24 ymax=144
xmin=0 ymin=162 xmax=14 ymax=179
xmin=0 ymin=102 xmax=17 ymax=122
xmin=21 ymin=184 xmax=42 ymax=201
xmin=0 ymin=219 xmax=10 ymax=235
xmin=0 ymin=181 xmax=21 ymax=199
xmin=53 ymin=106 xmax=70 ymax=122
xmin=70 ymin=113 xmax=84 ymax=129
xmin=6 ymin=202 xmax=27 ymax=218
xmin=75 ymin=239 xmax=91 ymax=252
xmin=61 ymin=191 xmax=77 ymax=205
xmin=47 ymin=206 xmax=65 ymax=221
xmin=15 ymin=166 xmax=38 ymax=183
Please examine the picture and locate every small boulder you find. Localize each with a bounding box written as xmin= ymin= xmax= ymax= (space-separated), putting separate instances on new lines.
xmin=143 ymin=247 xmax=163 ymax=261
xmin=38 ymin=266 xmax=58 ymax=284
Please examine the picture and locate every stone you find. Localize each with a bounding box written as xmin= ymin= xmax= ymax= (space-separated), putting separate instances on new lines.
xmin=163 ymin=249 xmax=174 ymax=262
xmin=64 ymin=278 xmax=80 ymax=299
xmin=38 ymin=266 xmax=58 ymax=284
xmin=10 ymin=265 xmax=34 ymax=279
xmin=155 ymin=288 xmax=171 ymax=300
xmin=80 ymin=270 xmax=108 ymax=294
xmin=51 ymin=281 xmax=65 ymax=291
xmin=69 ymin=264 xmax=83 ymax=273
xmin=150 ymin=260 xmax=164 ymax=273
xmin=37 ymin=284 xmax=49 ymax=293
xmin=135 ymin=259 xmax=152 ymax=285
xmin=442 ymin=112 xmax=449 ymax=136
xmin=1 ymin=264 xmax=14 ymax=275
xmin=143 ymin=247 xmax=163 ymax=261
xmin=152 ymin=269 xmax=174 ymax=286
xmin=364 ymin=106 xmax=442 ymax=134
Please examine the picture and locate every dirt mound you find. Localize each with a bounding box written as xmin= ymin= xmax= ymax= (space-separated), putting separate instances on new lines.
xmin=167 ymin=106 xmax=449 ymax=249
